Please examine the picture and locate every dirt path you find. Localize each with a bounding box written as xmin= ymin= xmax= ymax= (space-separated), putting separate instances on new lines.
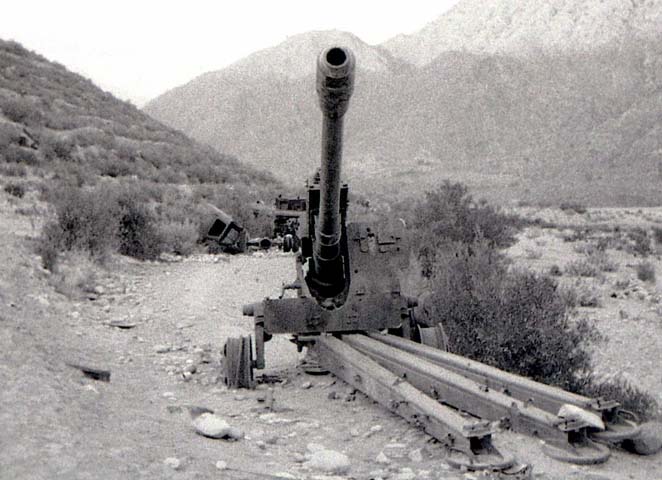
xmin=2 ymin=197 xmax=662 ymax=479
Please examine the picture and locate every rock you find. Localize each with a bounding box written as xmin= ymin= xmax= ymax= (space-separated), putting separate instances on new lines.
xmin=185 ymin=405 xmax=214 ymax=419
xmin=408 ymin=448 xmax=423 ymax=463
xmin=350 ymin=428 xmax=360 ymax=437
xmin=154 ymin=344 xmax=170 ymax=354
xmin=365 ymin=424 xmax=383 ymax=437
xmin=629 ymin=422 xmax=662 ymax=455
xmin=256 ymin=440 xmax=266 ymax=450
xmin=215 ymin=460 xmax=227 ymax=470
xmin=192 ymin=413 xmax=232 ymax=439
xmin=163 ymin=457 xmax=181 ymax=470
xmin=376 ymin=451 xmax=391 ymax=464
xmin=306 ymin=442 xmax=326 ymax=453
xmin=301 ymin=381 xmax=312 ymax=389
xmin=304 ymin=449 xmax=351 ymax=475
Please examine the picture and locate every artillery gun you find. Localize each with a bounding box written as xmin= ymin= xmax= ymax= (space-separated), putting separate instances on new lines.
xmin=223 ymin=46 xmax=650 ymax=474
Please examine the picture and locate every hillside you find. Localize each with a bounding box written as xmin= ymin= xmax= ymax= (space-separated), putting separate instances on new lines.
xmin=145 ymin=17 xmax=662 ymax=206
xmin=0 ymin=39 xmax=281 ymax=246
xmin=383 ymin=0 xmax=662 ymax=65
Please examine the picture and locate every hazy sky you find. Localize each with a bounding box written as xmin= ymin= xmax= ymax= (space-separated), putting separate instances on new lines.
xmin=1 ymin=1 xmax=461 ymax=106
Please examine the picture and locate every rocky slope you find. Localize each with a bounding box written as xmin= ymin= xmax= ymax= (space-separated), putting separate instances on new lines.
xmin=383 ymin=0 xmax=662 ymax=65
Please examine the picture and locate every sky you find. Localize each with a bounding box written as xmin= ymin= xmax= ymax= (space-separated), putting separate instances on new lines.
xmin=0 ymin=0 xmax=461 ymax=106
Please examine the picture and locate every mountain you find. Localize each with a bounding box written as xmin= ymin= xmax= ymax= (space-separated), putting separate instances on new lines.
xmin=383 ymin=0 xmax=662 ymax=65
xmin=145 ymin=2 xmax=662 ymax=206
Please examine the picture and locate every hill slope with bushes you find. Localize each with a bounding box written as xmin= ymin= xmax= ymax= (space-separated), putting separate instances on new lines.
xmin=0 ymin=39 xmax=281 ymax=262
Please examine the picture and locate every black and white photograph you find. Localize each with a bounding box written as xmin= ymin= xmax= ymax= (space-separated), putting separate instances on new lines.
xmin=1 ymin=1 xmax=662 ymax=478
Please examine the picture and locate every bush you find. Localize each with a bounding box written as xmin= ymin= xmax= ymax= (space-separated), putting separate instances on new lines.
xmin=4 ymin=182 xmax=25 ymax=198
xmin=409 ymin=181 xmax=521 ymax=277
xmin=3 ymin=145 xmax=40 ymax=166
xmin=565 ymin=258 xmax=600 ymax=277
xmin=560 ymin=201 xmax=588 ymax=214
xmin=158 ymin=220 xmax=197 ymax=256
xmin=628 ymin=228 xmax=652 ymax=257
xmin=116 ymin=189 xmax=162 ymax=260
xmin=574 ymin=376 xmax=659 ymax=421
xmin=636 ymin=261 xmax=656 ymax=283
xmin=1 ymin=95 xmax=43 ymax=126
xmin=428 ymin=240 xmax=598 ymax=390
xmin=0 ymin=163 xmax=27 ymax=176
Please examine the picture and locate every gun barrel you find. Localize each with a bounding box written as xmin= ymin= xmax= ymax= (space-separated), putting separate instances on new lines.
xmin=312 ymin=46 xmax=355 ymax=298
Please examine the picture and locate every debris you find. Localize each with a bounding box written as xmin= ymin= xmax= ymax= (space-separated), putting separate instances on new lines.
xmin=557 ymin=404 xmax=605 ymax=430
xmin=65 ymin=362 xmax=111 ymax=382
xmin=154 ymin=344 xmax=170 ymax=354
xmin=192 ymin=413 xmax=232 ymax=439
xmin=106 ymin=319 xmax=137 ymax=329
xmin=163 ymin=457 xmax=181 ymax=470
xmin=304 ymin=449 xmax=351 ymax=475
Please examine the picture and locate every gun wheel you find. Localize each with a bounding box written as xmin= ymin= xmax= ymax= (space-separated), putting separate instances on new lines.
xmin=223 ymin=335 xmax=254 ymax=389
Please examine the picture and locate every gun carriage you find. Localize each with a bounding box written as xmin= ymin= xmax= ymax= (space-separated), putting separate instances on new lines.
xmin=223 ymin=46 xmax=649 ymax=474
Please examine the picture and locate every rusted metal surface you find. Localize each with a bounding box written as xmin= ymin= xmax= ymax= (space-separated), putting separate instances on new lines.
xmin=343 ymin=334 xmax=573 ymax=444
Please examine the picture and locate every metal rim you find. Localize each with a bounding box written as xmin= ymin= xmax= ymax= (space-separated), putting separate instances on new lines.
xmin=541 ymin=440 xmax=611 ymax=465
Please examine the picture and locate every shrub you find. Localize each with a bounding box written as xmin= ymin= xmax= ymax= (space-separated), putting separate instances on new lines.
xmin=549 ymin=264 xmax=563 ymax=276
xmin=565 ymin=258 xmax=600 ymax=277
xmin=652 ymin=226 xmax=662 ymax=246
xmin=428 ymin=240 xmax=598 ymax=390
xmin=1 ymin=95 xmax=43 ymax=126
xmin=4 ymin=183 xmax=25 ymax=198
xmin=45 ymin=185 xmax=119 ymax=259
xmin=628 ymin=228 xmax=652 ymax=257
xmin=573 ymin=376 xmax=659 ymax=421
xmin=0 ymin=163 xmax=27 ymax=176
xmin=636 ymin=261 xmax=656 ymax=283
xmin=116 ymin=189 xmax=162 ymax=260
xmin=3 ymin=145 xmax=40 ymax=166
xmin=158 ymin=220 xmax=197 ymax=256
xmin=560 ymin=201 xmax=588 ymax=214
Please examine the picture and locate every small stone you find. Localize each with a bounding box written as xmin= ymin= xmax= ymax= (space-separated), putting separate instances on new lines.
xmin=163 ymin=457 xmax=181 ymax=470
xmin=376 ymin=452 xmax=391 ymax=464
xmin=183 ymin=364 xmax=197 ymax=374
xmin=350 ymin=428 xmax=360 ymax=437
xmin=304 ymin=449 xmax=351 ymax=475
xmin=192 ymin=413 xmax=232 ymax=439
xmin=154 ymin=344 xmax=170 ymax=354
xmin=408 ymin=448 xmax=423 ymax=463
xmin=256 ymin=440 xmax=266 ymax=450
xmin=94 ymin=285 xmax=105 ymax=295
xmin=292 ymin=453 xmax=306 ymax=463
xmin=162 ymin=391 xmax=175 ymax=399
xmin=301 ymin=381 xmax=312 ymax=389
xmin=365 ymin=425 xmax=383 ymax=437
xmin=215 ymin=460 xmax=227 ymax=470
xmin=266 ymin=435 xmax=279 ymax=445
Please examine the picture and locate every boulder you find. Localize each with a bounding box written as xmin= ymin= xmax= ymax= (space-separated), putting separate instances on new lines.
xmin=192 ymin=413 xmax=232 ymax=439
xmin=305 ymin=449 xmax=351 ymax=475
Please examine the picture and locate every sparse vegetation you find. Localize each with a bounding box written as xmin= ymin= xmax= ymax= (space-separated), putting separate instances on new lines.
xmin=3 ymin=182 xmax=25 ymax=198
xmin=560 ymin=201 xmax=588 ymax=215
xmin=636 ymin=261 xmax=656 ymax=283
